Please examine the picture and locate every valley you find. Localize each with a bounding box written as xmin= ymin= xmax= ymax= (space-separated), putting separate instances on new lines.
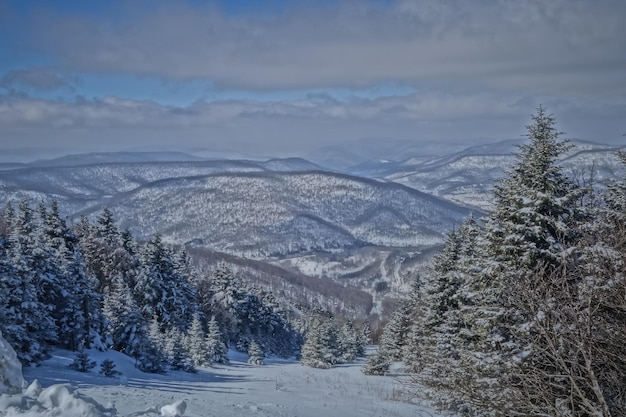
xmin=0 ymin=139 xmax=623 ymax=321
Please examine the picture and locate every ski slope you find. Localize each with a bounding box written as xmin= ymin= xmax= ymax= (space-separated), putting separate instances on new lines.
xmin=3 ymin=347 xmax=445 ymax=417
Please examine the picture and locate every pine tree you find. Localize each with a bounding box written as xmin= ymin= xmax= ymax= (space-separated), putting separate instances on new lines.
xmin=447 ymin=108 xmax=589 ymax=415
xmin=338 ymin=321 xmax=364 ymax=363
xmin=137 ymin=317 xmax=166 ymax=374
xmin=0 ymin=202 xmax=15 ymax=236
xmin=104 ymin=278 xmax=147 ymax=358
xmin=134 ymin=235 xmax=197 ymax=331
xmin=377 ymin=300 xmax=412 ymax=361
xmin=99 ymin=359 xmax=121 ymax=378
xmin=362 ymin=348 xmax=391 ymax=375
xmin=69 ymin=347 xmax=96 ymax=372
xmin=507 ymin=151 xmax=626 ymax=417
xmin=45 ymin=203 xmax=103 ymax=350
xmin=415 ymin=215 xmax=481 ymax=408
xmin=164 ymin=327 xmax=195 ymax=373
xmin=247 ymin=340 xmax=264 ymax=365
xmin=206 ymin=316 xmax=229 ymax=365
xmin=185 ymin=314 xmax=211 ymax=366
xmin=202 ymin=266 xmax=241 ymax=342
xmin=4 ymin=200 xmax=56 ymax=364
xmin=300 ymin=316 xmax=331 ymax=369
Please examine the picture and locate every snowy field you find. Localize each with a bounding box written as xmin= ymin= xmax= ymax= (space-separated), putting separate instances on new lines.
xmin=6 ymin=347 xmax=445 ymax=417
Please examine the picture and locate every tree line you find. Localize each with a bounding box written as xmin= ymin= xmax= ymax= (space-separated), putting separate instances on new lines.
xmin=0 ymin=201 xmax=368 ymax=371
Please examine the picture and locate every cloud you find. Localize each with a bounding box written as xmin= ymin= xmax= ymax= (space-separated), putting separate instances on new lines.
xmin=0 ymin=68 xmax=72 ymax=91
xmin=13 ymin=0 xmax=625 ymax=93
xmin=1 ymin=1 xmax=623 ymax=159
xmin=1 ymin=92 xmax=624 ymax=157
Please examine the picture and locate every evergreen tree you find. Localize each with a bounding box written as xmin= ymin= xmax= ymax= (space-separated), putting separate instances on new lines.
xmin=202 ymin=266 xmax=241 ymax=343
xmin=206 ymin=316 xmax=229 ymax=365
xmin=99 ymin=359 xmax=121 ymax=378
xmin=361 ymin=323 xmax=372 ymax=345
xmin=414 ymin=215 xmax=481 ymax=407
xmin=247 ymin=340 xmax=264 ymax=365
xmin=69 ymin=347 xmax=96 ymax=372
xmin=377 ymin=300 xmax=412 ymax=361
xmin=0 ymin=202 xmax=15 ymax=235
xmin=362 ymin=348 xmax=391 ymax=375
xmin=43 ymin=203 xmax=103 ymax=350
xmin=185 ymin=314 xmax=211 ymax=366
xmin=319 ymin=319 xmax=340 ymax=365
xmin=506 ymin=151 xmax=626 ymax=417
xmin=338 ymin=321 xmax=364 ymax=363
xmin=446 ymin=108 xmax=589 ymax=415
xmin=4 ymin=200 xmax=56 ymax=364
xmin=137 ymin=317 xmax=166 ymax=374
xmin=164 ymin=327 xmax=195 ymax=373
xmin=300 ymin=316 xmax=332 ymax=369
xmin=104 ymin=278 xmax=146 ymax=358
xmin=134 ymin=235 xmax=196 ymax=331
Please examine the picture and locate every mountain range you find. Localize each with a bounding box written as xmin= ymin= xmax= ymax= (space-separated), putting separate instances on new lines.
xmin=1 ymin=138 xmax=623 ymax=319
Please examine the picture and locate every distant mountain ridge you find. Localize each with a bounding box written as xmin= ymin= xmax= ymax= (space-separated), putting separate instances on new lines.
xmin=349 ymin=139 xmax=625 ymax=210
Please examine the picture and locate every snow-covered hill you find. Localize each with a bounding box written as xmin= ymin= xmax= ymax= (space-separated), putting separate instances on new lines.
xmin=365 ymin=139 xmax=625 ymax=210
xmin=4 ymin=347 xmax=443 ymax=417
xmin=68 ymin=171 xmax=469 ymax=256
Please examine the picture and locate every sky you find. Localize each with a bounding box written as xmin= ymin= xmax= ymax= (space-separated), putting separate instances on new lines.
xmin=0 ymin=0 xmax=625 ymax=162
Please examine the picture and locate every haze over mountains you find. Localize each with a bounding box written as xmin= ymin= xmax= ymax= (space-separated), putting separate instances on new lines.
xmin=1 ymin=138 xmax=623 ymax=319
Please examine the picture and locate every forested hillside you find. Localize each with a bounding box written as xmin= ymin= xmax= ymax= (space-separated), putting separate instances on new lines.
xmin=0 ymin=204 xmax=366 ymax=371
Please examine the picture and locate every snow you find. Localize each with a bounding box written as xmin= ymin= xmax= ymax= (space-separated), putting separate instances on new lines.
xmin=0 ymin=331 xmax=25 ymax=395
xmin=0 ymin=346 xmax=447 ymax=417
xmin=159 ymin=400 xmax=186 ymax=417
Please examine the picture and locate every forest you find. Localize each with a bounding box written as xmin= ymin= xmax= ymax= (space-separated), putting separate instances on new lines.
xmin=0 ymin=200 xmax=367 ymax=374
xmin=365 ymin=108 xmax=626 ymax=416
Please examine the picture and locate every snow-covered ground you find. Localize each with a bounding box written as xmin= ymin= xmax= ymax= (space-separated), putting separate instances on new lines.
xmin=4 ymin=347 xmax=445 ymax=417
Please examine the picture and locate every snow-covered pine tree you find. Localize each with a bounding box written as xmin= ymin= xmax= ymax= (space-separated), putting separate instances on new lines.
xmin=206 ymin=315 xmax=229 ymax=365
xmin=103 ymin=277 xmax=147 ymax=358
xmin=137 ymin=317 xmax=166 ymax=374
xmin=75 ymin=209 xmax=140 ymax=299
xmin=300 ymin=316 xmax=332 ymax=369
xmin=320 ymin=318 xmax=341 ymax=365
xmin=0 ymin=238 xmax=17 ymax=349
xmin=99 ymin=359 xmax=120 ymax=378
xmin=449 ymin=107 xmax=588 ymax=415
xmin=69 ymin=346 xmax=96 ymax=372
xmin=4 ymin=200 xmax=56 ymax=364
xmin=361 ymin=348 xmax=391 ymax=376
xmin=361 ymin=323 xmax=372 ymax=345
xmin=42 ymin=202 xmax=104 ymax=350
xmin=416 ymin=215 xmax=481 ymax=408
xmin=164 ymin=327 xmax=195 ymax=373
xmin=0 ymin=202 xmax=15 ymax=235
xmin=338 ymin=321 xmax=364 ymax=363
xmin=31 ymin=201 xmax=63 ymax=322
xmin=247 ymin=340 xmax=264 ymax=365
xmin=404 ymin=228 xmax=461 ymax=374
xmin=253 ymin=288 xmax=300 ymax=358
xmin=185 ymin=314 xmax=210 ymax=366
xmin=134 ymin=235 xmax=196 ymax=332
xmin=377 ymin=300 xmax=412 ymax=362
xmin=202 ymin=266 xmax=242 ymax=344
xmin=508 ymin=150 xmax=626 ymax=417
